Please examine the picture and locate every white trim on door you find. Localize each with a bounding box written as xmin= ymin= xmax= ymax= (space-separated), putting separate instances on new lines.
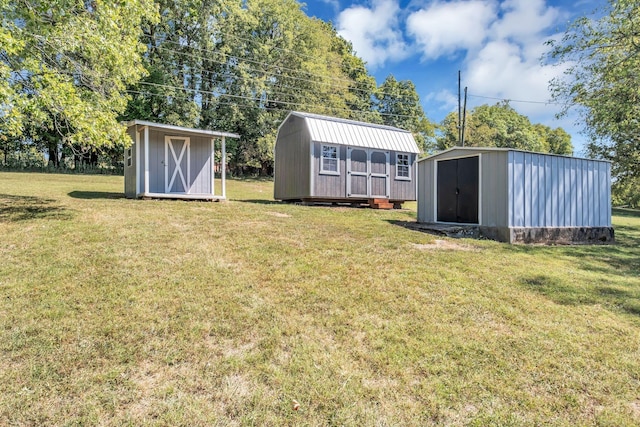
xmin=165 ymin=136 xmax=191 ymax=193
xmin=347 ymin=147 xmax=390 ymax=198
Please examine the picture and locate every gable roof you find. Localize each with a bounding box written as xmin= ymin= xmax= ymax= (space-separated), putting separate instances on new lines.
xmin=284 ymin=111 xmax=420 ymax=154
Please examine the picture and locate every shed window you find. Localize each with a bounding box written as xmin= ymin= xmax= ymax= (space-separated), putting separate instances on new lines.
xmin=321 ymin=145 xmax=339 ymax=174
xmin=396 ymin=154 xmax=410 ymax=180
xmin=126 ymin=148 xmax=132 ymax=167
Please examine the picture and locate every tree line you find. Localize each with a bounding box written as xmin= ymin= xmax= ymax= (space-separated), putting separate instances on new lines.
xmin=1 ymin=0 xmax=637 ymax=205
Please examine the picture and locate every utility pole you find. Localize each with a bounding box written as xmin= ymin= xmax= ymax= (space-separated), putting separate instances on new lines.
xmin=458 ymin=70 xmax=462 ymax=146
xmin=461 ymin=86 xmax=468 ymax=147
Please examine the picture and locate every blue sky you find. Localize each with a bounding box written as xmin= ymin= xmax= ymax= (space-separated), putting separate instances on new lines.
xmin=302 ymin=0 xmax=603 ymax=155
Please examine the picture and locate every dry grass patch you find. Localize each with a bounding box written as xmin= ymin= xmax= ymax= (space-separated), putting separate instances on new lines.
xmin=411 ymin=239 xmax=478 ymax=251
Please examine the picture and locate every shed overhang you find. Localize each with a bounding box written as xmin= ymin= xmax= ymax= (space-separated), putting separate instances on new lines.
xmin=126 ymin=120 xmax=240 ymax=140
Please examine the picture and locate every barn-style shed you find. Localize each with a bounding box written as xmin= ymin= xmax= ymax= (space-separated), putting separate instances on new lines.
xmin=124 ymin=120 xmax=239 ymax=200
xmin=417 ymin=147 xmax=614 ymax=243
xmin=274 ymin=112 xmax=420 ymax=208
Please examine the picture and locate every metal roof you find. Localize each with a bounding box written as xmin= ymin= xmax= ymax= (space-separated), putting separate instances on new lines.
xmin=287 ymin=111 xmax=420 ymax=154
xmin=126 ymin=120 xmax=240 ymax=139
xmin=417 ymin=146 xmax=609 ymax=163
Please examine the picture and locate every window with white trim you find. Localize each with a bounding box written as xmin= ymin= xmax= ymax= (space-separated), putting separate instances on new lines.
xmin=396 ymin=153 xmax=410 ymax=180
xmin=126 ymin=148 xmax=132 ymax=167
xmin=321 ymin=144 xmax=339 ymax=174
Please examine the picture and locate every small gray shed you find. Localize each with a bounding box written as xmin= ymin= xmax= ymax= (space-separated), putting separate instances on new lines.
xmin=274 ymin=112 xmax=420 ymax=207
xmin=417 ymin=147 xmax=614 ymax=243
xmin=124 ymin=120 xmax=240 ymax=200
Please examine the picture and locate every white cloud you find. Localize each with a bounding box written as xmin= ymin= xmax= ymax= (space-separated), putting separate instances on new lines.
xmin=425 ymin=89 xmax=458 ymax=111
xmin=406 ymin=0 xmax=497 ymax=59
xmin=490 ymin=0 xmax=559 ymax=41
xmin=319 ymin=0 xmax=341 ymax=14
xmin=336 ymin=0 xmax=409 ymax=68
xmin=407 ymin=0 xmax=567 ymax=123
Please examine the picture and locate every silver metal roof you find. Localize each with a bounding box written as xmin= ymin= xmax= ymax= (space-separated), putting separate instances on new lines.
xmin=287 ymin=112 xmax=420 ymax=154
xmin=417 ymin=146 xmax=608 ymax=163
xmin=126 ymin=120 xmax=240 ymax=139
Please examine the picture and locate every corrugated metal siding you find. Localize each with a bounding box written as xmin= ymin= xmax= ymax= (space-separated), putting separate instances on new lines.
xmin=417 ymin=159 xmax=435 ymax=223
xmin=508 ymin=151 xmax=611 ymax=227
xmin=419 ymin=148 xmax=611 ymax=228
xmin=480 ymin=151 xmax=508 ymax=227
xmin=274 ymin=115 xmax=311 ymax=199
xmin=291 ymin=112 xmax=420 ymax=154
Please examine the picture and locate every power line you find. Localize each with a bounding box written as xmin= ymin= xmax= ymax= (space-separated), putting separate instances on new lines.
xmin=147 ymin=43 xmax=387 ymax=100
xmin=132 ymin=81 xmax=424 ymax=120
xmin=467 ymin=93 xmax=564 ymax=106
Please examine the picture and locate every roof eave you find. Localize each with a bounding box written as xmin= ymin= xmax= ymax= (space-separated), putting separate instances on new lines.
xmin=125 ymin=120 xmax=240 ymax=139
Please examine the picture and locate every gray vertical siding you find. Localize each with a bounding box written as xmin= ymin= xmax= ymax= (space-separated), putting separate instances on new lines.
xmin=314 ymin=143 xmax=346 ymax=198
xmin=390 ymin=152 xmax=417 ymax=201
xmin=187 ymin=136 xmax=213 ymax=194
xmin=275 ymin=113 xmax=418 ymax=202
xmin=146 ymin=129 xmax=164 ymax=193
xmin=274 ymin=116 xmax=311 ymax=200
xmin=480 ymin=151 xmax=508 ymax=227
xmin=138 ymin=130 xmax=214 ymax=195
xmin=417 ymin=158 xmax=435 ymax=223
xmin=124 ymin=127 xmax=138 ymax=198
xmin=508 ymin=151 xmax=611 ymax=227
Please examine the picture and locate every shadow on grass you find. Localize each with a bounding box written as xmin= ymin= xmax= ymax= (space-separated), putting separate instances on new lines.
xmin=68 ymin=191 xmax=124 ymax=199
xmin=612 ymin=207 xmax=640 ymax=218
xmin=385 ymin=220 xmax=475 ymax=238
xmin=0 ymin=194 xmax=72 ymax=222
xmin=507 ymin=240 xmax=639 ymax=279
xmin=521 ymin=274 xmax=640 ymax=316
xmin=232 ymin=199 xmax=281 ymax=205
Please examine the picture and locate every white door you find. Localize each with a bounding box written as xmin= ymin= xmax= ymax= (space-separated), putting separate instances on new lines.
xmin=347 ymin=148 xmax=390 ymax=198
xmin=165 ymin=136 xmax=191 ymax=193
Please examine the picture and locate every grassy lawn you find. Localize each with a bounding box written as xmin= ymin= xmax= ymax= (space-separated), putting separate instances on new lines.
xmin=1 ymin=171 xmax=639 ymax=426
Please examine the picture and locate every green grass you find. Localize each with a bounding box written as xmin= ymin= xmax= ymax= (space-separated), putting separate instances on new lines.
xmin=1 ymin=171 xmax=639 ymax=426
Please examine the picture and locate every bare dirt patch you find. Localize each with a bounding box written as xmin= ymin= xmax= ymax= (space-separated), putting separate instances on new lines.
xmin=412 ymin=240 xmax=476 ymax=251
xmin=266 ymin=211 xmax=291 ymax=218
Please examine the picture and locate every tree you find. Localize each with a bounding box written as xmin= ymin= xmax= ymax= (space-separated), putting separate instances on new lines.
xmin=533 ymin=124 xmax=573 ymax=155
xmin=124 ymin=0 xmax=387 ymax=174
xmin=547 ymin=0 xmax=640 ymax=206
xmin=437 ymin=102 xmax=573 ymax=155
xmin=1 ymin=0 xmax=158 ymax=153
xmin=375 ymin=75 xmax=436 ymax=153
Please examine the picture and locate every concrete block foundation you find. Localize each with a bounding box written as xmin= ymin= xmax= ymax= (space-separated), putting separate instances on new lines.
xmin=480 ymin=226 xmax=615 ymax=244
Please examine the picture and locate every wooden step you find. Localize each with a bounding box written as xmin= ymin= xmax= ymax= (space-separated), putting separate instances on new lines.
xmin=369 ymin=199 xmax=394 ymax=209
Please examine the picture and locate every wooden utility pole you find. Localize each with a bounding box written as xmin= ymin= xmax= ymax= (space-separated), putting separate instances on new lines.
xmin=458 ymin=71 xmax=462 ymax=145
xmin=461 ymin=86 xmax=468 ymax=147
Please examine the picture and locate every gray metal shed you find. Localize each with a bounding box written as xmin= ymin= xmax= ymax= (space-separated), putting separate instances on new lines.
xmin=124 ymin=120 xmax=239 ymax=200
xmin=274 ymin=112 xmax=420 ymax=207
xmin=417 ymin=147 xmax=614 ymax=243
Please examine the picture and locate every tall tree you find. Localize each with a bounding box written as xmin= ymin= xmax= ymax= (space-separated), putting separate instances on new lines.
xmin=375 ymin=75 xmax=436 ymax=153
xmin=125 ymin=0 xmax=385 ymax=174
xmin=0 ymin=0 xmax=158 ymax=151
xmin=547 ymin=0 xmax=640 ymax=206
xmin=437 ymin=102 xmax=573 ymax=155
